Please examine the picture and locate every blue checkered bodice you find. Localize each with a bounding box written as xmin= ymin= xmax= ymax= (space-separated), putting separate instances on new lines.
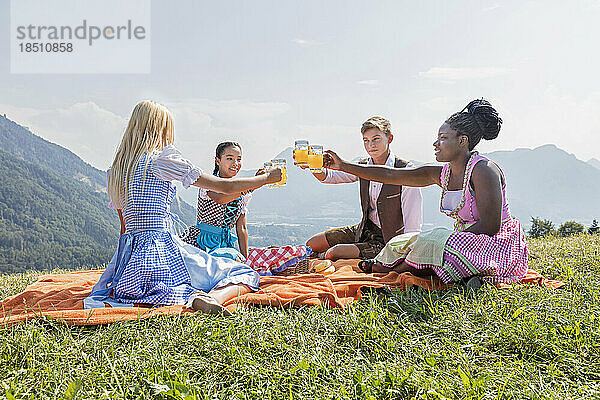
xmin=123 ymin=152 xmax=176 ymax=232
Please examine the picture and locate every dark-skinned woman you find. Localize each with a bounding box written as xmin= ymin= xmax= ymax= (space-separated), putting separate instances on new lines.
xmin=324 ymin=99 xmax=528 ymax=286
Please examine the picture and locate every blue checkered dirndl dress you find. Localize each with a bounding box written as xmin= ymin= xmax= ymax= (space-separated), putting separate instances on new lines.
xmin=84 ymin=145 xmax=260 ymax=308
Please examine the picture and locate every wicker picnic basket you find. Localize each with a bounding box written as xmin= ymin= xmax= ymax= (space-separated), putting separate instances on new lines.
xmin=273 ymin=258 xmax=311 ymax=276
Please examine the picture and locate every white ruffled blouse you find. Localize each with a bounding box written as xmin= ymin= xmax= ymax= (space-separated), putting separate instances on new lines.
xmin=107 ymin=145 xmax=203 ymax=209
xmin=151 ymin=145 xmax=203 ymax=188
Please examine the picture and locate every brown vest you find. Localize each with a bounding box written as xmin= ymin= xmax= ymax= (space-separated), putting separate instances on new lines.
xmin=355 ymin=157 xmax=408 ymax=243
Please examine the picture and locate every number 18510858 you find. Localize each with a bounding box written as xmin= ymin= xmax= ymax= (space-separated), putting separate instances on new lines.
xmin=19 ymin=42 xmax=73 ymax=52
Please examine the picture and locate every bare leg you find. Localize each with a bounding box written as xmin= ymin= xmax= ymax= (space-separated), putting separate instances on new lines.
xmin=306 ymin=232 xmax=330 ymax=254
xmin=324 ymin=244 xmax=360 ymax=261
xmin=190 ymin=284 xmax=252 ymax=315
xmin=371 ymin=261 xmax=393 ymax=273
xmin=209 ymin=283 xmax=252 ymax=304
xmin=392 ymin=261 xmax=435 ymax=278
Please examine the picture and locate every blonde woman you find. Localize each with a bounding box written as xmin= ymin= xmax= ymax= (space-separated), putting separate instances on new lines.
xmin=84 ymin=100 xmax=281 ymax=314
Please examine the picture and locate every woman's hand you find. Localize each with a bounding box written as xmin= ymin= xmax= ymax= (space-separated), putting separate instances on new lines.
xmin=265 ymin=167 xmax=283 ymax=184
xmin=324 ymin=150 xmax=345 ymax=171
xmin=255 ymin=165 xmax=282 ymax=184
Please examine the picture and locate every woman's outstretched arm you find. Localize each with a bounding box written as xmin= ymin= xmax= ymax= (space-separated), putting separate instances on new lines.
xmin=206 ymin=169 xmax=263 ymax=204
xmin=151 ymin=146 xmax=281 ymax=195
xmin=325 ymin=150 xmax=441 ymax=187
xmin=192 ymin=168 xmax=281 ymax=194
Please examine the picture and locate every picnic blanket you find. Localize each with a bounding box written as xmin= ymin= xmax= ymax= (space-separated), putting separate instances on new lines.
xmin=0 ymin=260 xmax=563 ymax=326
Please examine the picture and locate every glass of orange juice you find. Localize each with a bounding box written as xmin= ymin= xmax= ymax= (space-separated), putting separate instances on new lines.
xmin=263 ymin=161 xmax=274 ymax=188
xmin=293 ymin=140 xmax=309 ymax=167
xmin=270 ymin=158 xmax=287 ymax=187
xmin=308 ymin=145 xmax=324 ymax=172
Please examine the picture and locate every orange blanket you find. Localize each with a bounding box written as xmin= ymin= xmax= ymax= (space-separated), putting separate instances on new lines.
xmin=0 ymin=259 xmax=563 ymax=326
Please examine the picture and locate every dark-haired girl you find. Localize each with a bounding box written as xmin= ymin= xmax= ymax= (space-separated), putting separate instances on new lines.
xmin=324 ymin=99 xmax=528 ymax=285
xmin=181 ymin=142 xmax=253 ymax=261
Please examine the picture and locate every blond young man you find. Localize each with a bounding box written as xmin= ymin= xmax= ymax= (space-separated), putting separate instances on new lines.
xmin=305 ymin=117 xmax=423 ymax=261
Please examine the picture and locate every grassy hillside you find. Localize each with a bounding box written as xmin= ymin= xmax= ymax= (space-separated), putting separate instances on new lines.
xmin=0 ymin=115 xmax=197 ymax=273
xmin=0 ymin=149 xmax=120 ymax=273
xmin=0 ymin=147 xmax=196 ymax=274
xmin=0 ymin=114 xmax=106 ymax=191
xmin=0 ymin=234 xmax=598 ymax=399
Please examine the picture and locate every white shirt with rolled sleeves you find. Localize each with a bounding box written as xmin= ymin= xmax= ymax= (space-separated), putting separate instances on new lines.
xmin=322 ymin=152 xmax=423 ymax=233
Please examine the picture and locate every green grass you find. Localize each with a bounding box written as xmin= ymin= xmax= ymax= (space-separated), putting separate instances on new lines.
xmin=0 ymin=234 xmax=599 ymax=399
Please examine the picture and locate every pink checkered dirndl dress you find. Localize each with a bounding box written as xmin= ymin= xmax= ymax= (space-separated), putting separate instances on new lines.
xmin=405 ymin=153 xmax=528 ymax=284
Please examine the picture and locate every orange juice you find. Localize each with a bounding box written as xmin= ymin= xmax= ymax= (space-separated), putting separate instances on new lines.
xmin=270 ymin=158 xmax=287 ymax=187
xmin=307 ymin=154 xmax=323 ymax=169
xmin=294 ymin=149 xmax=309 ymax=165
xmin=279 ymin=167 xmax=287 ymax=185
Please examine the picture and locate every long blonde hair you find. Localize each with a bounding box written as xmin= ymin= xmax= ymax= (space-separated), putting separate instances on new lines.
xmin=108 ymin=100 xmax=175 ymax=208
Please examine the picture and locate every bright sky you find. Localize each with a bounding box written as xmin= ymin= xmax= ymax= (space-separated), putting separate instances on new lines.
xmin=1 ymin=0 xmax=599 ymax=172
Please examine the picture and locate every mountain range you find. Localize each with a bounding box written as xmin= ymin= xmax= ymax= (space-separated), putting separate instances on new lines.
xmin=589 ymin=158 xmax=600 ymax=171
xmin=0 ymin=114 xmax=195 ymax=273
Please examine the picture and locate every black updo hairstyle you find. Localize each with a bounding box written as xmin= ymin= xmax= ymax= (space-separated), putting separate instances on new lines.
xmin=446 ymin=99 xmax=502 ymax=150
xmin=213 ymin=141 xmax=242 ymax=175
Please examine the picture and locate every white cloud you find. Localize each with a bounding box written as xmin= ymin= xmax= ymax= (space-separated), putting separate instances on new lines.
xmin=0 ymin=99 xmax=293 ymax=173
xmin=292 ymin=38 xmax=323 ymax=47
xmin=477 ymin=87 xmax=600 ymax=162
xmin=482 ymin=4 xmax=502 ymax=12
xmin=166 ymin=99 xmax=293 ymax=172
xmin=297 ymin=124 xmax=359 ymax=159
xmin=169 ymin=99 xmax=290 ymax=129
xmin=421 ymin=96 xmax=466 ymax=111
xmin=0 ymin=102 xmax=127 ymax=169
xmin=356 ymin=80 xmax=380 ymax=86
xmin=584 ymin=0 xmax=600 ymax=9
xmin=418 ymin=67 xmax=514 ymax=81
